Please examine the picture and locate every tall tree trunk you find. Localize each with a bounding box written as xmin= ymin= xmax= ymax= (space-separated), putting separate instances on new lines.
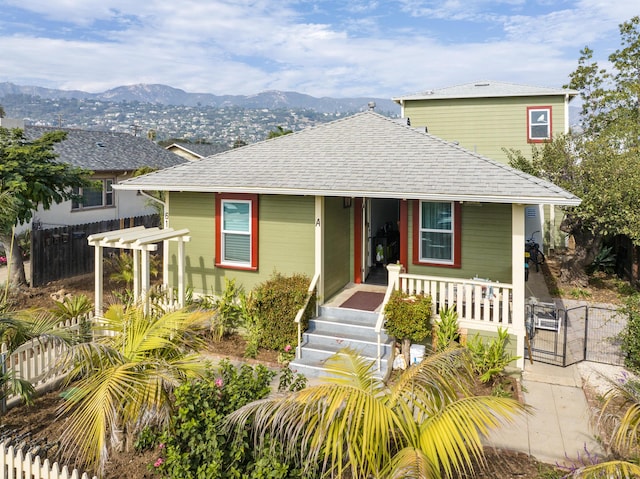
xmin=0 ymin=232 xmax=27 ymax=287
xmin=559 ymin=218 xmax=602 ymax=287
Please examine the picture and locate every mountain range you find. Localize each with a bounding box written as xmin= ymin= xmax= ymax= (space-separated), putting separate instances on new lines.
xmin=0 ymin=82 xmax=400 ymax=115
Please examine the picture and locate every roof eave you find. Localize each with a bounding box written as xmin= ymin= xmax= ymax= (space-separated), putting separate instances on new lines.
xmin=113 ymin=183 xmax=581 ymax=206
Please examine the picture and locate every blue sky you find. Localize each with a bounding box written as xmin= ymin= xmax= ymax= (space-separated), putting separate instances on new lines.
xmin=0 ymin=0 xmax=636 ymax=98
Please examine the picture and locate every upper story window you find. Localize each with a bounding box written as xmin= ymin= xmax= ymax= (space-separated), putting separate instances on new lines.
xmin=72 ymin=178 xmax=114 ymax=210
xmin=215 ymin=194 xmax=258 ymax=270
xmin=527 ymin=106 xmax=552 ymax=142
xmin=413 ymin=200 xmax=461 ymax=268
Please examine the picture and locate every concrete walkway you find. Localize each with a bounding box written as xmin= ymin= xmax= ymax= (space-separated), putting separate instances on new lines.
xmin=487 ymin=361 xmax=605 ymax=466
xmin=486 ymin=267 xmax=606 ymax=466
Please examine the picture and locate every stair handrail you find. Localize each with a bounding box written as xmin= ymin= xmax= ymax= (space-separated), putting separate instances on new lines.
xmin=294 ymin=271 xmax=320 ymax=359
xmin=374 ymin=263 xmax=404 ymax=371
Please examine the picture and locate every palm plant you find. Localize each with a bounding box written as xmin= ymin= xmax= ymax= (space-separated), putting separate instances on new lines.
xmin=0 ymin=309 xmax=74 ymax=404
xmin=572 ymin=374 xmax=640 ymax=478
xmin=226 ymin=346 xmax=526 ymax=479
xmin=55 ymin=303 xmax=210 ymax=474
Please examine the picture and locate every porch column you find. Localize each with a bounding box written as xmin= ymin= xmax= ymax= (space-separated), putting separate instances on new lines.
xmin=94 ymin=244 xmax=103 ymax=317
xmin=141 ymin=249 xmax=150 ymax=314
xmin=133 ymin=249 xmax=141 ymax=302
xmin=512 ymin=204 xmax=526 ymax=369
xmin=315 ymin=196 xmax=324 ymax=304
xmin=178 ymin=238 xmax=185 ymax=308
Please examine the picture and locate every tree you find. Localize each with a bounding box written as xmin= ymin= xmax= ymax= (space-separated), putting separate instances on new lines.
xmin=226 ymin=347 xmax=525 ymax=479
xmin=55 ymin=304 xmax=210 ymax=474
xmin=0 ymin=104 xmax=5 ymax=118
xmin=267 ymin=125 xmax=293 ymax=139
xmin=507 ymin=16 xmax=640 ymax=285
xmin=0 ymin=127 xmax=92 ymax=285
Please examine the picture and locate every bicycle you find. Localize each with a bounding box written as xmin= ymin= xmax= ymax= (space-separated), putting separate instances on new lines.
xmin=525 ymin=231 xmax=545 ymax=273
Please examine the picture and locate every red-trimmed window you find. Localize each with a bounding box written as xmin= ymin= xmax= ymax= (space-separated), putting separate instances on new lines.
xmin=413 ymin=201 xmax=461 ymax=268
xmin=215 ymin=194 xmax=258 ymax=270
xmin=527 ymin=106 xmax=552 ymax=142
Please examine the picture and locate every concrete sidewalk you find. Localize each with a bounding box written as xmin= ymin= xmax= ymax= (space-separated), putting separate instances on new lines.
xmin=487 ymin=361 xmax=605 ymax=466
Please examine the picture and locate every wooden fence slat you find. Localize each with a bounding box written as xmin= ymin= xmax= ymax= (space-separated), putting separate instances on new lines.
xmin=31 ymin=215 xmax=159 ymax=286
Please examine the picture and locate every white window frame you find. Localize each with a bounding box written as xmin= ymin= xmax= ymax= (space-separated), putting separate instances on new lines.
xmin=220 ymin=199 xmax=252 ymax=267
xmin=419 ymin=201 xmax=454 ymax=265
xmin=72 ymin=178 xmax=115 ymax=210
xmin=527 ymin=106 xmax=551 ymax=142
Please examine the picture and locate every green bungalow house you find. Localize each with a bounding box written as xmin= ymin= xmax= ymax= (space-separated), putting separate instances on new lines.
xmin=111 ymin=111 xmax=580 ymax=378
xmin=393 ymin=81 xmax=579 ymax=254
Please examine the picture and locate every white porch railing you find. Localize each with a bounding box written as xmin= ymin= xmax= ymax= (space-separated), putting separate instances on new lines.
xmin=294 ymin=272 xmax=320 ymax=359
xmin=375 ymin=264 xmax=513 ymax=370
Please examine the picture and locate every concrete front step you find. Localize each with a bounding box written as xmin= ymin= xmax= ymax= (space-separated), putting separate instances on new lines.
xmin=290 ymin=307 xmax=394 ymax=381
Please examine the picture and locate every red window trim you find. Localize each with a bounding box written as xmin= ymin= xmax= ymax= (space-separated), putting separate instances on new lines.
xmin=526 ymin=105 xmax=552 ymax=143
xmin=215 ymin=193 xmax=259 ymax=271
xmin=412 ymin=200 xmax=461 ymax=269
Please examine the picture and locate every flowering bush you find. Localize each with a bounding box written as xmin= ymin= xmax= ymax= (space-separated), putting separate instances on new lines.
xmin=0 ymin=256 xmax=6 ymax=266
xmin=278 ymin=344 xmax=295 ymax=365
xmin=154 ymin=360 xmax=306 ymax=478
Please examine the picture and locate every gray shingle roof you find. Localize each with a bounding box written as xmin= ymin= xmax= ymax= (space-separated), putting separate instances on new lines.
xmin=25 ymin=126 xmax=186 ymax=171
xmin=115 ymin=111 xmax=580 ymax=206
xmin=393 ymin=80 xmax=579 ymax=102
xmin=166 ymin=143 xmax=229 ymax=158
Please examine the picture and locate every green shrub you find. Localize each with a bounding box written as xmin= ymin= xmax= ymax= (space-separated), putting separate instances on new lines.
xmin=466 ymin=327 xmax=518 ymax=383
xmin=384 ymin=289 xmax=432 ymax=341
xmin=210 ymin=278 xmax=244 ymax=341
xmin=248 ymin=272 xmax=313 ymax=351
xmin=384 ymin=289 xmax=432 ymax=366
xmin=156 ymin=360 xmax=305 ymax=479
xmin=433 ymin=306 xmax=460 ymax=351
xmin=620 ymin=294 xmax=640 ymax=374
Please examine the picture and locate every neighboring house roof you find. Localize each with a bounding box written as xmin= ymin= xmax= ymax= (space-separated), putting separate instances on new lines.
xmin=165 ymin=142 xmax=229 ymax=159
xmin=115 ymin=111 xmax=580 ymax=206
xmin=24 ymin=126 xmax=186 ymax=171
xmin=393 ymin=80 xmax=579 ymax=102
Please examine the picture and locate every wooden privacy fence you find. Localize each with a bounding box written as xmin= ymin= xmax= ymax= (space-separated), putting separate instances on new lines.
xmin=0 ymin=441 xmax=97 ymax=479
xmin=30 ymin=215 xmax=159 ymax=287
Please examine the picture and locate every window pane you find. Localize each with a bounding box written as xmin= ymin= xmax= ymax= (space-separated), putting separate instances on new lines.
xmin=224 ymin=233 xmax=250 ymax=262
xmin=421 ymin=202 xmax=451 ymax=230
xmin=83 ymin=186 xmax=103 ymax=207
xmin=531 ymin=125 xmax=549 ymax=139
xmin=421 ymin=231 xmax=452 ymax=261
xmin=105 ymin=179 xmax=113 ymax=206
xmin=223 ymin=202 xmax=250 ymax=232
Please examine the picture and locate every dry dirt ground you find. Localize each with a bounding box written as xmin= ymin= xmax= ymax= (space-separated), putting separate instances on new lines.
xmin=3 ymin=263 xmax=634 ymax=478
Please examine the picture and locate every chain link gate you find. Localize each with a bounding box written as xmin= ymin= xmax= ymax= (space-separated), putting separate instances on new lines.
xmin=525 ymin=302 xmax=625 ymax=367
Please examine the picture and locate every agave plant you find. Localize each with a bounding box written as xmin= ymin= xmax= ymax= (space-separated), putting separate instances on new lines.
xmin=226 ymin=346 xmax=526 ymax=479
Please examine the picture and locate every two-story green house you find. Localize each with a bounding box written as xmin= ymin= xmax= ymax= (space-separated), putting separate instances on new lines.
xmin=393 ymin=80 xmax=579 ymax=254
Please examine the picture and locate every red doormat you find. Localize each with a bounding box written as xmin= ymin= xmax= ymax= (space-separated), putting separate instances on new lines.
xmin=339 ymin=291 xmax=385 ymax=311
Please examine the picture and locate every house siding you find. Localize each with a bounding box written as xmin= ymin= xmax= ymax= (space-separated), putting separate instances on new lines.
xmin=167 ymin=192 xmax=315 ymax=295
xmin=402 ymin=95 xmax=567 ymax=164
xmin=407 ymin=202 xmax=512 ymax=283
xmin=323 ymin=196 xmax=352 ymax=299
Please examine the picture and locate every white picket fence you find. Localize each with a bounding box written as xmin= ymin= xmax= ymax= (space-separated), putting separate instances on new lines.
xmin=1 ymin=315 xmax=91 ymax=407
xmin=1 ymin=314 xmax=98 ymax=479
xmin=0 ymin=442 xmax=97 ymax=479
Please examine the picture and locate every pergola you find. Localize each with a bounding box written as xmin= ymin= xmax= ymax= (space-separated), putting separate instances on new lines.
xmin=87 ymin=226 xmax=191 ymax=316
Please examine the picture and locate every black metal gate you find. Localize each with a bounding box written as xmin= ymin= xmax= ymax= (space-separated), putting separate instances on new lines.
xmin=525 ymin=302 xmax=626 ymax=367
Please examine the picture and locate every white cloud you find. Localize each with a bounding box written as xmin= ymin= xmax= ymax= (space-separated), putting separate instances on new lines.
xmin=0 ymin=0 xmax=636 ymax=97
